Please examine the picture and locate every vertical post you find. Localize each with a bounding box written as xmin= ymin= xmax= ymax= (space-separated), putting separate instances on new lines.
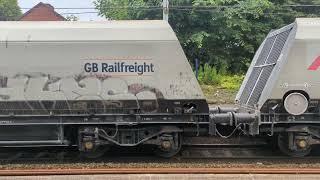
xmin=195 ymin=58 xmax=199 ymax=80
xmin=163 ymin=0 xmax=169 ymax=22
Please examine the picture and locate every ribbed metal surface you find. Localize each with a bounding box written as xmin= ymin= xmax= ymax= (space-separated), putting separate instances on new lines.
xmin=239 ymin=27 xmax=293 ymax=106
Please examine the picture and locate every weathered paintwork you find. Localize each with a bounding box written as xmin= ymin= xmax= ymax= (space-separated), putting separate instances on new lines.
xmin=236 ymin=18 xmax=320 ymax=110
xmin=0 ymin=21 xmax=206 ymax=114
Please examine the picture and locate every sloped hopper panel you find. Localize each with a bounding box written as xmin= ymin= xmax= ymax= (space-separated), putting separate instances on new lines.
xmin=237 ymin=24 xmax=294 ymax=107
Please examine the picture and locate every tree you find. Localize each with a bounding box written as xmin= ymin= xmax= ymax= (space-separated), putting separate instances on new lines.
xmin=189 ymin=0 xmax=285 ymax=73
xmin=94 ymin=0 xmax=320 ymax=73
xmin=66 ymin=15 xmax=79 ymax=21
xmin=0 ymin=0 xmax=22 ymax=21
xmin=95 ymin=0 xmax=149 ymax=20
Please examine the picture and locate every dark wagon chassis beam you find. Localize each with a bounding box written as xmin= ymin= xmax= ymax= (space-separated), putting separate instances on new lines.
xmin=0 ymin=113 xmax=207 ymax=148
xmin=0 ymin=113 xmax=208 ymax=125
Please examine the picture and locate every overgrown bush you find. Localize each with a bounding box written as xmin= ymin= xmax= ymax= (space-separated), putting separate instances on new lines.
xmin=220 ymin=75 xmax=244 ymax=90
xmin=197 ymin=64 xmax=221 ymax=85
xmin=196 ymin=64 xmax=244 ymax=90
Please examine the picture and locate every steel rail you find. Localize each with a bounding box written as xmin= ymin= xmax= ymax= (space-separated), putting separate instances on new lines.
xmin=1 ymin=168 xmax=320 ymax=176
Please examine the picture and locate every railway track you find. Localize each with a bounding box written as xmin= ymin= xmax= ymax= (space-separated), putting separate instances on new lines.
xmin=0 ymin=146 xmax=279 ymax=161
xmin=0 ymin=136 xmax=317 ymax=161
xmin=1 ymin=167 xmax=320 ymax=176
xmin=0 ymin=144 xmax=318 ymax=162
xmin=0 ymin=137 xmax=278 ymax=161
xmin=1 ymin=145 xmax=320 ymax=177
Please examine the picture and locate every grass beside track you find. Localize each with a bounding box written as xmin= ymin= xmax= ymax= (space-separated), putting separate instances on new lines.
xmin=201 ymin=85 xmax=238 ymax=104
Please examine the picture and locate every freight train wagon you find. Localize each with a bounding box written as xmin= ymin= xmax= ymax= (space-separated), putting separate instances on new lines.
xmin=232 ymin=18 xmax=320 ymax=157
xmin=0 ymin=19 xmax=320 ymax=158
xmin=0 ymin=20 xmax=209 ymax=158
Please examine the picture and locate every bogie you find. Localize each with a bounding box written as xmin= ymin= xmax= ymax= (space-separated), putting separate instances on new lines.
xmin=277 ymin=132 xmax=312 ymax=157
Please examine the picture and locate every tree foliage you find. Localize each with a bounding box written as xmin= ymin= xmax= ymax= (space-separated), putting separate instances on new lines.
xmin=94 ymin=0 xmax=320 ymax=74
xmin=0 ymin=0 xmax=21 ymax=21
xmin=94 ymin=0 xmax=153 ymax=20
xmin=66 ymin=15 xmax=79 ymax=21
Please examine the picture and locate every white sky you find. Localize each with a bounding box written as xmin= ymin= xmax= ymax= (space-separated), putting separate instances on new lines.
xmin=18 ymin=0 xmax=106 ymax=21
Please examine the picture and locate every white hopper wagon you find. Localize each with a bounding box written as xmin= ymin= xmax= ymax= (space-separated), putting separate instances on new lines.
xmin=0 ymin=18 xmax=319 ymax=158
xmin=220 ymin=18 xmax=320 ymax=157
xmin=0 ymin=20 xmax=208 ymax=158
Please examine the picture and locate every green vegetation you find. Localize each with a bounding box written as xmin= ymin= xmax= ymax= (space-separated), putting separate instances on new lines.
xmin=197 ymin=64 xmax=220 ymax=85
xmin=220 ymin=75 xmax=244 ymax=90
xmin=66 ymin=15 xmax=79 ymax=21
xmin=95 ymin=0 xmax=320 ymax=74
xmin=94 ymin=0 xmax=320 ymax=103
xmin=197 ymin=64 xmax=243 ymax=104
xmin=201 ymin=84 xmax=238 ymax=104
xmin=0 ymin=0 xmax=21 ymax=21
xmin=197 ymin=64 xmax=244 ymax=90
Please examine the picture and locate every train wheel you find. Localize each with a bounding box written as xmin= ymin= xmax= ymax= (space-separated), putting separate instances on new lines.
xmin=81 ymin=145 xmax=110 ymax=159
xmin=154 ymin=133 xmax=182 ymax=158
xmin=278 ymin=132 xmax=311 ymax=157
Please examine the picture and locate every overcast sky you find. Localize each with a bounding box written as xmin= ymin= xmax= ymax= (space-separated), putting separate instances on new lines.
xmin=18 ymin=0 xmax=106 ymax=21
